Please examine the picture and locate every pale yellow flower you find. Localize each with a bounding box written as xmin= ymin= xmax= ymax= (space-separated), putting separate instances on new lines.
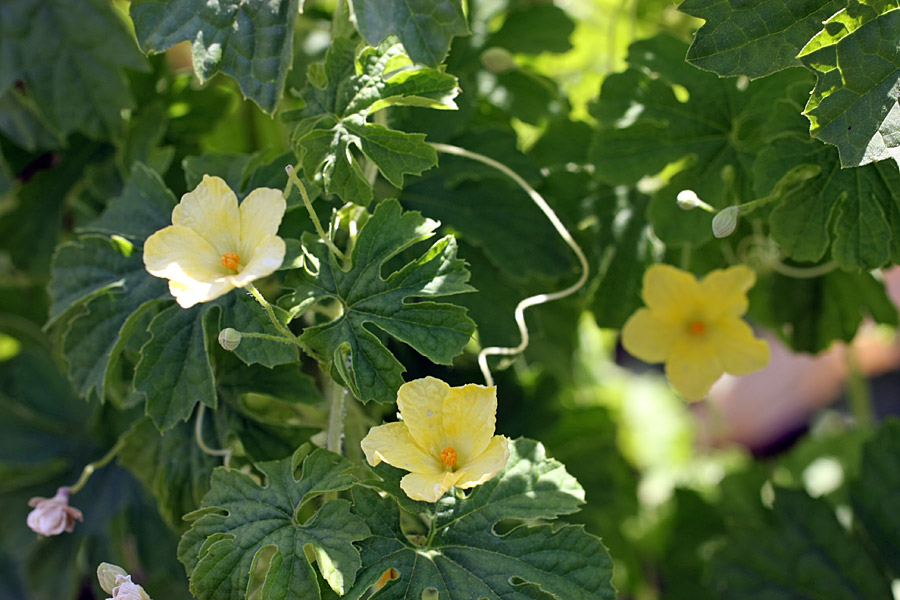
xmin=361 ymin=377 xmax=510 ymax=503
xmin=622 ymin=264 xmax=770 ymax=400
xmin=143 ymin=175 xmax=286 ymax=308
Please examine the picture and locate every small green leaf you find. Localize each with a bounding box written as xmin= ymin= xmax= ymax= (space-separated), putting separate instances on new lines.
xmin=0 ymin=0 xmax=146 ymax=138
xmin=681 ymin=0 xmax=844 ymax=78
xmin=710 ymin=487 xmax=893 ymax=599
xmin=283 ymin=199 xmax=475 ymax=404
xmin=291 ymin=38 xmax=458 ymax=205
xmin=134 ymin=303 xmax=219 ymax=431
xmin=851 ymin=419 xmax=900 ymax=573
xmin=177 ymin=445 xmax=369 ymax=600
xmin=799 ymin=0 xmax=900 ymax=167
xmin=130 ymin=0 xmax=300 ymax=114
xmin=346 ymin=438 xmax=615 ymax=600
xmin=349 ymin=0 xmax=469 ymax=66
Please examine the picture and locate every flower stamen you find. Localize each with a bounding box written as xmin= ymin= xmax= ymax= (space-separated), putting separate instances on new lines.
xmin=221 ymin=252 xmax=241 ymax=271
xmin=689 ymin=320 xmax=706 ymax=335
xmin=440 ymin=446 xmax=458 ymax=468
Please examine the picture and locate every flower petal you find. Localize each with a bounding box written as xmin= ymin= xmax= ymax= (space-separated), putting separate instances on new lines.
xmin=699 ymin=265 xmax=756 ymax=319
xmin=621 ymin=308 xmax=683 ymax=364
xmin=230 ymin=236 xmax=285 ymax=288
xmin=400 ymin=471 xmax=460 ymax=503
xmin=454 ymin=435 xmax=509 ymax=489
xmin=172 ymin=175 xmax=240 ymax=255
xmin=144 ymin=225 xmax=224 ymax=282
xmin=441 ymin=383 xmax=497 ymax=464
xmin=642 ymin=264 xmax=702 ymax=322
xmin=397 ymin=377 xmax=449 ymax=457
xmin=709 ymin=318 xmax=770 ymax=375
xmin=239 ymin=187 xmax=286 ymax=257
xmin=360 ymin=421 xmax=442 ymax=474
xmin=168 ymin=279 xmax=234 ymax=308
xmin=665 ymin=335 xmax=724 ymax=400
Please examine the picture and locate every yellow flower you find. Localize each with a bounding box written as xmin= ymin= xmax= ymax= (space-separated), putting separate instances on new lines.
xmin=361 ymin=377 xmax=510 ymax=503
xmin=621 ymin=264 xmax=770 ymax=400
xmin=143 ymin=175 xmax=286 ymax=308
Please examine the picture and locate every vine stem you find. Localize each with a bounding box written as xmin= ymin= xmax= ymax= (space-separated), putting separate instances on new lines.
xmin=325 ymin=377 xmax=347 ymax=456
xmin=284 ymin=165 xmax=346 ymax=261
xmin=246 ymin=283 xmax=312 ymax=355
xmin=69 ymin=437 xmax=127 ymax=495
xmin=846 ymin=348 xmax=874 ymax=428
xmin=770 ymin=260 xmax=837 ymax=279
xmin=195 ymin=404 xmax=232 ymax=467
xmin=428 ymin=143 xmax=590 ymax=386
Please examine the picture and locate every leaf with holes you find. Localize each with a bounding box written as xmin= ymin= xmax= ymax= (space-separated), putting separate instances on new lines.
xmin=289 ymin=38 xmax=459 ymax=205
xmin=282 ymin=199 xmax=474 ymax=405
xmin=177 ymin=445 xmax=369 ymax=600
xmin=799 ymin=0 xmax=900 ymax=167
xmin=344 ymin=438 xmax=616 ymax=600
xmin=130 ymin=0 xmax=299 ymax=114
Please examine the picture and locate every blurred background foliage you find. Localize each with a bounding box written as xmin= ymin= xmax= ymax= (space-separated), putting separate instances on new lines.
xmin=2 ymin=0 xmax=900 ymax=599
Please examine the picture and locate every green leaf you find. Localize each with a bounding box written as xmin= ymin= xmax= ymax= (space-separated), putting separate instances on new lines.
xmin=346 ymin=438 xmax=616 ymax=600
xmin=0 ymin=0 xmax=146 ymax=138
xmin=118 ymin=417 xmax=219 ymax=531
xmin=284 ymin=199 xmax=474 ymax=404
xmin=291 ymin=38 xmax=458 ymax=205
xmin=0 ymin=88 xmax=60 ymax=151
xmin=130 ymin=0 xmax=300 ymax=114
xmin=681 ymin=0 xmax=844 ymax=78
xmin=589 ymin=34 xmax=807 ymax=245
xmin=486 ymin=4 xmax=575 ymax=55
xmin=177 ymin=445 xmax=369 ymax=600
xmin=224 ymin=293 xmax=299 ymax=368
xmin=799 ymin=0 xmax=900 ymax=167
xmin=709 ymin=487 xmax=893 ymax=599
xmin=758 ymin=134 xmax=900 ymax=269
xmin=851 ymin=419 xmax=900 ymax=573
xmin=755 ymin=269 xmax=899 ymax=353
xmin=79 ymin=162 xmax=178 ymax=242
xmin=134 ymin=302 xmax=219 ymax=431
xmin=350 ymin=0 xmax=469 ymax=66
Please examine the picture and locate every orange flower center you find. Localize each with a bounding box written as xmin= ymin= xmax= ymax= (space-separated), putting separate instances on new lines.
xmin=221 ymin=252 xmax=241 ymax=271
xmin=689 ymin=320 xmax=706 ymax=335
xmin=440 ymin=446 xmax=458 ymax=468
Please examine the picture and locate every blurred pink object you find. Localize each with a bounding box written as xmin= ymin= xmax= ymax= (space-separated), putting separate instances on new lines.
xmin=26 ymin=487 xmax=83 ymax=536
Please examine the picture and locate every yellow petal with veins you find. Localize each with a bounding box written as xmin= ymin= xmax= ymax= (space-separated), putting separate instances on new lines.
xmin=360 ymin=422 xmax=442 ymax=474
xmin=441 ymin=383 xmax=496 ymax=465
xmin=400 ymin=471 xmax=461 ymax=503
xmin=229 ymin=236 xmax=286 ymax=288
xmin=239 ymin=187 xmax=286 ymax=258
xmin=641 ymin=264 xmax=701 ymax=322
xmin=454 ymin=436 xmax=509 ymax=489
xmin=171 ymin=175 xmax=240 ymax=255
xmin=397 ymin=377 xmax=448 ymax=458
xmin=144 ymin=225 xmax=224 ymax=283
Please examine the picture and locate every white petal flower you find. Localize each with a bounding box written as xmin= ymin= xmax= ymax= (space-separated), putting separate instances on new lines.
xmin=26 ymin=487 xmax=83 ymax=536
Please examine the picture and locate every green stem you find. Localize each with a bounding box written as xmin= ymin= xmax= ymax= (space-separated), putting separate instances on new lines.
xmin=70 ymin=438 xmax=126 ymax=494
xmin=429 ymin=143 xmax=591 ymax=386
xmin=846 ymin=348 xmax=873 ymax=428
xmin=246 ymin=283 xmax=312 ymax=355
xmin=195 ymin=404 xmax=232 ymax=467
xmin=770 ymin=260 xmax=837 ymax=279
xmin=325 ymin=377 xmax=347 ymax=456
xmin=239 ymin=331 xmax=296 ymax=345
xmin=284 ymin=165 xmax=346 ymax=261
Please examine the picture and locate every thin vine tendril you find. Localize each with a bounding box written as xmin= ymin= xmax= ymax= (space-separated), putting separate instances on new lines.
xmin=429 ymin=143 xmax=590 ymax=386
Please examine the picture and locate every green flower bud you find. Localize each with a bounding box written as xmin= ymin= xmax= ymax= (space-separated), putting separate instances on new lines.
xmin=712 ymin=206 xmax=739 ymax=238
xmin=97 ymin=563 xmax=128 ymax=595
xmin=218 ymin=328 xmax=242 ymax=351
xmin=481 ymin=47 xmax=517 ymax=73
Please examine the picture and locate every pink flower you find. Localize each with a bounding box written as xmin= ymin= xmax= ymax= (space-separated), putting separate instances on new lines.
xmin=26 ymin=487 xmax=83 ymax=536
